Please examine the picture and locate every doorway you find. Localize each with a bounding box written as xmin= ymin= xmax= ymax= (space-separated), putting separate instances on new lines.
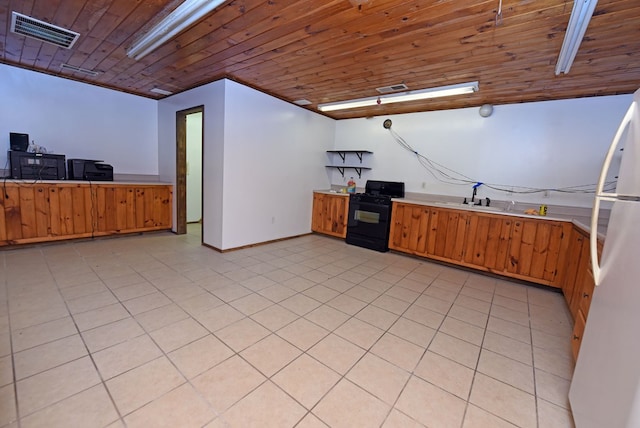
xmin=176 ymin=106 xmax=204 ymax=236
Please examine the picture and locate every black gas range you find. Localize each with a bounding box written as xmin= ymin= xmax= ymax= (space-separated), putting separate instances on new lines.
xmin=346 ymin=180 xmax=405 ymax=252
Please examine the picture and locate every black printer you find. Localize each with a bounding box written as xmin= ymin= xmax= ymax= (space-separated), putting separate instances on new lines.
xmin=67 ymin=159 xmax=113 ymax=181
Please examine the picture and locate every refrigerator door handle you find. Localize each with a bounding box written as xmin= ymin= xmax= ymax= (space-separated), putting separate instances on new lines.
xmin=591 ymin=103 xmax=635 ymax=286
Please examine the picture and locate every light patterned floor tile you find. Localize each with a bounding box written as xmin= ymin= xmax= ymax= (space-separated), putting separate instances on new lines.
xmin=214 ymin=317 xmax=270 ymax=352
xmin=20 ymin=384 xmax=119 ymax=428
xmin=272 ymin=354 xmax=340 ymax=409
xmin=276 ymin=318 xmax=329 ymax=351
xmin=223 ymin=381 xmax=306 ymax=428
xmin=17 ymin=356 xmax=101 ymax=416
xmin=105 ymin=356 xmax=185 ymax=416
xmin=395 ymin=375 xmax=466 ymax=428
xmin=124 ymin=383 xmax=216 ymax=428
xmin=2 ymin=230 xmax=577 ymax=428
xmin=346 ymin=353 xmax=410 ymax=405
xmin=308 ymin=334 xmax=366 ymax=375
xmin=469 ymin=373 xmax=537 ymax=428
xmin=313 ymin=379 xmax=390 ymax=428
xmin=240 ymin=334 xmax=301 ymax=377
xmin=192 ymin=355 xmax=266 ymax=412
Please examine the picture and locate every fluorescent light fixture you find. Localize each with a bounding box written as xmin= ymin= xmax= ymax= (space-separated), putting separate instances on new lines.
xmin=317 ymin=81 xmax=479 ymax=112
xmin=127 ymin=0 xmax=225 ymax=60
xmin=555 ymin=0 xmax=598 ymax=75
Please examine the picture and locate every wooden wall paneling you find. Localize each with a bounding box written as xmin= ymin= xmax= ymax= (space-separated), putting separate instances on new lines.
xmin=544 ymin=223 xmax=568 ymax=284
xmin=18 ymin=187 xmax=37 ymax=239
xmin=444 ymin=211 xmax=465 ymax=261
xmin=560 ymin=229 xmax=584 ymax=305
xmin=389 ymin=202 xmax=403 ymax=248
xmin=115 ymin=186 xmax=128 ymax=231
xmin=311 ymin=192 xmax=324 ymax=232
xmin=104 ymin=187 xmax=117 ymax=231
xmin=506 ymin=219 xmax=523 ymax=274
xmin=83 ymin=186 xmax=95 ymax=233
xmin=160 ymin=186 xmax=172 ymax=228
xmin=399 ymin=203 xmax=414 ymax=250
xmin=4 ymin=186 xmax=22 ymax=242
xmin=70 ymin=185 xmax=87 ymax=234
xmin=48 ymin=187 xmax=61 ymax=237
xmin=414 ymin=206 xmax=430 ymax=254
xmin=125 ymin=187 xmax=136 ymax=230
xmin=96 ymin=186 xmax=107 ymax=232
xmin=404 ymin=204 xmax=420 ymax=251
xmin=425 ymin=208 xmax=439 ymax=256
xmin=311 ymin=193 xmax=323 ymax=233
xmin=530 ymin=222 xmax=552 ymax=279
xmin=58 ymin=186 xmax=74 ymax=235
xmin=153 ymin=186 xmax=168 ymax=227
xmin=0 ymin=191 xmax=7 ymax=243
xmin=34 ymin=186 xmax=51 ymax=237
xmin=495 ymin=218 xmax=513 ymax=271
xmin=516 ymin=221 xmax=538 ymax=277
xmin=143 ymin=186 xmax=155 ymax=227
xmin=483 ymin=217 xmax=508 ymax=270
xmin=135 ymin=188 xmax=146 ymax=229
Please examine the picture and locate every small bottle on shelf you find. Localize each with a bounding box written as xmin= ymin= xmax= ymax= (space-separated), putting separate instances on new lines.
xmin=347 ymin=177 xmax=356 ymax=193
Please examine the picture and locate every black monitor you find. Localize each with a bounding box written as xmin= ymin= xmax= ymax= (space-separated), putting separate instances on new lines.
xmin=10 ymin=133 xmax=29 ymax=151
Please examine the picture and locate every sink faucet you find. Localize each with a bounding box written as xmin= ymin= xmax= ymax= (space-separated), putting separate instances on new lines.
xmin=464 ymin=182 xmax=484 ymax=205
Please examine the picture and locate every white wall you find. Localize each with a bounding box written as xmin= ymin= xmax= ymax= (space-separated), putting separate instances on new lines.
xmin=158 ymin=81 xmax=226 ymax=244
xmin=333 ymin=95 xmax=633 ymax=207
xmin=0 ymin=64 xmax=158 ymax=175
xmin=186 ymin=112 xmax=203 ymax=223
xmin=221 ymin=80 xmax=335 ymax=249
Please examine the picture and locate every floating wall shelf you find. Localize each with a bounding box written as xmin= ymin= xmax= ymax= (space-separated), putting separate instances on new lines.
xmin=325 ymin=150 xmax=373 ymax=178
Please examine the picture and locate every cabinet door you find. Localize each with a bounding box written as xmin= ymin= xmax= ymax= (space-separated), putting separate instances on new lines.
xmin=561 ymin=228 xmax=586 ymax=310
xmin=506 ymin=218 xmax=568 ymax=286
xmin=425 ymin=207 xmax=468 ymax=262
xmin=389 ymin=202 xmax=430 ymax=255
xmin=570 ymin=241 xmax=593 ymax=318
xmin=463 ymin=213 xmax=513 ymax=271
xmin=311 ymin=193 xmax=325 ymax=234
xmin=311 ymin=193 xmax=348 ymax=238
xmin=572 ymin=309 xmax=587 ymax=361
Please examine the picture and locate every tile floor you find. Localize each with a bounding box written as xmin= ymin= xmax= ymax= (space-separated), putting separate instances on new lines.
xmin=0 ymin=224 xmax=576 ymax=427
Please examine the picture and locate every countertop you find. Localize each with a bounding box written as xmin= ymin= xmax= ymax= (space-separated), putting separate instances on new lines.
xmin=3 ymin=179 xmax=172 ymax=186
xmin=314 ymin=189 xmax=606 ymax=238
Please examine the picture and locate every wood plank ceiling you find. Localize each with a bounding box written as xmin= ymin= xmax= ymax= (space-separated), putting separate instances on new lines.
xmin=1 ymin=0 xmax=639 ymax=119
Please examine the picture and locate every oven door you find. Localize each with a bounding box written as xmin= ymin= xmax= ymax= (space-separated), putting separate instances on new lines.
xmin=346 ymin=197 xmax=392 ymax=251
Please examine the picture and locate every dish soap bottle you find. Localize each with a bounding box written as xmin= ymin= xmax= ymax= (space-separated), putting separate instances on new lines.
xmin=347 ymin=177 xmax=356 ymax=193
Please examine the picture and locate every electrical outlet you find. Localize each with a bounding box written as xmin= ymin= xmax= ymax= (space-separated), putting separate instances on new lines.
xmin=421 ymin=182 xmax=426 ymax=189
xmin=544 ymin=190 xmax=550 ymax=198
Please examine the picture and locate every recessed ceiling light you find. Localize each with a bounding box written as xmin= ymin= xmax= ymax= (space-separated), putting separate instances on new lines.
xmin=293 ymin=99 xmax=312 ymax=106
xmin=150 ymin=87 xmax=173 ymax=96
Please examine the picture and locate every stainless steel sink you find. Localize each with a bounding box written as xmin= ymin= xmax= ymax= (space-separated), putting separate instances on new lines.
xmin=432 ymin=201 xmax=504 ymax=212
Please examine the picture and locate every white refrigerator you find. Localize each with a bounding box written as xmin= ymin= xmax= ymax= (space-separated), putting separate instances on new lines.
xmin=569 ymin=88 xmax=640 ymax=427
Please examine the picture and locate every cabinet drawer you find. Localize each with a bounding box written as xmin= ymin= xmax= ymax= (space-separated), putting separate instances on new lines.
xmin=572 ymin=309 xmax=587 ymax=361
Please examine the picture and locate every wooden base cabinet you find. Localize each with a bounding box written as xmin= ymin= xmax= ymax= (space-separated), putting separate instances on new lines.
xmin=311 ymin=192 xmax=349 ymax=238
xmin=389 ymin=202 xmax=572 ymax=287
xmin=0 ymin=182 xmax=172 ymax=246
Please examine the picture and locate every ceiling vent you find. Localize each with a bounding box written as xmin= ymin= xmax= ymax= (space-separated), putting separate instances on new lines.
xmin=376 ymin=83 xmax=409 ymax=94
xmin=61 ymin=63 xmax=100 ymax=77
xmin=11 ymin=12 xmax=80 ymax=49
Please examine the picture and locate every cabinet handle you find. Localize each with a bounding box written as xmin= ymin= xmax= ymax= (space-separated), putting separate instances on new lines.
xmin=573 ymin=334 xmax=580 ymax=340
xmin=583 ymin=292 xmax=589 ymax=298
